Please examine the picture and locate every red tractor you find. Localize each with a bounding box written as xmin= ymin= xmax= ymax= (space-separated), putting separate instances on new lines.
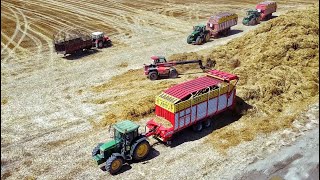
xmin=92 ymin=32 xmax=112 ymax=48
xmin=144 ymin=55 xmax=215 ymax=80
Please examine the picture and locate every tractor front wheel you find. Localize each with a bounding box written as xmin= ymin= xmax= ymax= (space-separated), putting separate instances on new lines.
xmin=106 ymin=155 xmax=123 ymax=174
xmin=148 ymin=71 xmax=158 ymax=80
xmin=132 ymin=140 xmax=151 ymax=161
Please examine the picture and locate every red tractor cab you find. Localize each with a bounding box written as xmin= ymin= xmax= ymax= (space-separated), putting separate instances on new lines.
xmin=92 ymin=32 xmax=112 ymax=48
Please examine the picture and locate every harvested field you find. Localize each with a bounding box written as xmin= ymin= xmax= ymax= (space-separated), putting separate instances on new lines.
xmin=1 ymin=0 xmax=319 ymax=179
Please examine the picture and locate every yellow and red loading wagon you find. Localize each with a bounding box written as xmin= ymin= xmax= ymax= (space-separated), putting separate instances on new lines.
xmin=256 ymin=1 xmax=277 ymax=20
xmin=206 ymin=12 xmax=238 ymax=37
xmin=146 ymin=70 xmax=239 ymax=142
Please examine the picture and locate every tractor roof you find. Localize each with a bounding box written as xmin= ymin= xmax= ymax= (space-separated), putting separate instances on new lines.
xmin=114 ymin=120 xmax=139 ymax=134
xmin=151 ymin=55 xmax=166 ymax=60
xmin=92 ymin=32 xmax=103 ymax=36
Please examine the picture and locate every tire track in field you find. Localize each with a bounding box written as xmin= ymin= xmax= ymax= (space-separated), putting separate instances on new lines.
xmin=1 ymin=7 xmax=31 ymax=62
xmin=1 ymin=7 xmax=20 ymax=55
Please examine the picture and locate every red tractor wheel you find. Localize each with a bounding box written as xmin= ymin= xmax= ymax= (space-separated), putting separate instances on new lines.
xmin=148 ymin=71 xmax=158 ymax=80
xmin=169 ymin=69 xmax=178 ymax=79
xmin=98 ymin=41 xmax=103 ymax=48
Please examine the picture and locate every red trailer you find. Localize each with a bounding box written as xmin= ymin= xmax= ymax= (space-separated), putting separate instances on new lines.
xmin=146 ymin=69 xmax=239 ymax=143
xmin=206 ymin=12 xmax=238 ymax=38
xmin=256 ymin=1 xmax=277 ymax=20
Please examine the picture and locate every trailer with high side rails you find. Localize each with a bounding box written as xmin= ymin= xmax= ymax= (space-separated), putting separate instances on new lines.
xmin=256 ymin=1 xmax=277 ymax=21
xmin=206 ymin=12 xmax=238 ymax=38
xmin=146 ymin=69 xmax=239 ymax=143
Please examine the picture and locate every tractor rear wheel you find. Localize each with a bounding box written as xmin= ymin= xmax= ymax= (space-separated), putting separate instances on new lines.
xmin=169 ymin=69 xmax=178 ymax=79
xmin=205 ymin=33 xmax=210 ymax=42
xmin=195 ymin=36 xmax=202 ymax=45
xmin=105 ymin=155 xmax=123 ymax=174
xmin=98 ymin=41 xmax=103 ymax=48
xmin=192 ymin=122 xmax=203 ymax=132
xmin=256 ymin=17 xmax=261 ymax=24
xmin=148 ymin=71 xmax=158 ymax=80
xmin=249 ymin=19 xmax=256 ymax=26
xmin=132 ymin=140 xmax=151 ymax=161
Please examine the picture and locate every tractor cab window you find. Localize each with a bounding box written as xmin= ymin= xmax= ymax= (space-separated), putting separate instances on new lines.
xmin=114 ymin=129 xmax=123 ymax=141
xmin=154 ymin=58 xmax=166 ymax=64
xmin=124 ymin=129 xmax=138 ymax=142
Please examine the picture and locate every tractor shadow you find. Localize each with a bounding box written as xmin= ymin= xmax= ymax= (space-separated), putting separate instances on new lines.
xmin=109 ymin=147 xmax=160 ymax=175
xmin=63 ymin=49 xmax=100 ymax=60
xmin=169 ymin=96 xmax=252 ymax=148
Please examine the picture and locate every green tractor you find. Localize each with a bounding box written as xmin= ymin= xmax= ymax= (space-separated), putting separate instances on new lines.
xmin=92 ymin=120 xmax=151 ymax=174
xmin=242 ymin=10 xmax=261 ymax=26
xmin=187 ymin=25 xmax=211 ymax=45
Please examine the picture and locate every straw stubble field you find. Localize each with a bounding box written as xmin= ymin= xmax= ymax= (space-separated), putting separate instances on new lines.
xmin=1 ymin=0 xmax=319 ymax=179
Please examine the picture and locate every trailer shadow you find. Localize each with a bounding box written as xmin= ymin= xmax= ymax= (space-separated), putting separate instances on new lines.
xmin=269 ymin=15 xmax=278 ymax=19
xmin=63 ymin=49 xmax=100 ymax=60
xmin=228 ymin=29 xmax=244 ymax=36
xmin=212 ymin=29 xmax=244 ymax=39
xmin=169 ymin=96 xmax=252 ymax=148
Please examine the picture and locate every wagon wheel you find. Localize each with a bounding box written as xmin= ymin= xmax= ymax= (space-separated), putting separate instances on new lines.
xmin=203 ymin=119 xmax=211 ymax=128
xmin=192 ymin=122 xmax=203 ymax=132
xmin=105 ymin=154 xmax=124 ymax=174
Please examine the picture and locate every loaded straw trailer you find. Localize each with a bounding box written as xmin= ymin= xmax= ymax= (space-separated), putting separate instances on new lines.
xmin=146 ymin=69 xmax=239 ymax=143
xmin=54 ymin=36 xmax=93 ymax=56
xmin=256 ymin=1 xmax=277 ymax=20
xmin=206 ymin=12 xmax=238 ymax=37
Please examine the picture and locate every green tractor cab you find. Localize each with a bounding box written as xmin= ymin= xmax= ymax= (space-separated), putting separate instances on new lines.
xmin=92 ymin=120 xmax=151 ymax=174
xmin=242 ymin=9 xmax=261 ymax=26
xmin=187 ymin=25 xmax=211 ymax=45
